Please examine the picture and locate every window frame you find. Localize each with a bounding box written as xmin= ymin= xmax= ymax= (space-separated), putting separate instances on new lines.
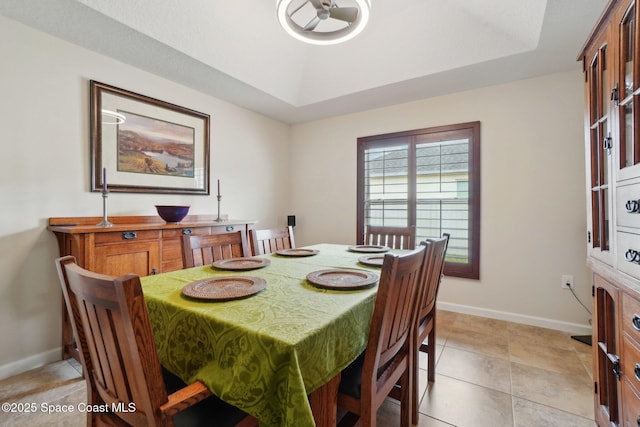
xmin=356 ymin=121 xmax=481 ymax=279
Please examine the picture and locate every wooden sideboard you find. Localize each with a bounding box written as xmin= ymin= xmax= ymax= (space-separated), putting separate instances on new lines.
xmin=49 ymin=215 xmax=256 ymax=360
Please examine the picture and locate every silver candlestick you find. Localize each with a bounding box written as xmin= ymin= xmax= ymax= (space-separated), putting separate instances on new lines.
xmin=215 ymin=194 xmax=223 ymax=222
xmin=96 ymin=190 xmax=114 ymax=227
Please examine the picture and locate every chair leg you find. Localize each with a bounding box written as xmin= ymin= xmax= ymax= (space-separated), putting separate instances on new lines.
xmin=427 ymin=328 xmax=436 ymax=383
xmin=358 ymin=395 xmax=376 ymax=427
xmin=411 ymin=342 xmax=419 ymax=424
xmin=337 ymin=412 xmax=359 ymax=427
xmin=400 ymin=371 xmax=411 ymax=427
xmin=361 ymin=411 xmax=377 ymax=427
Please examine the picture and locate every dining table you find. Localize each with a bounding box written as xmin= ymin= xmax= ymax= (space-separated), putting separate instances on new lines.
xmin=140 ymin=243 xmax=392 ymax=427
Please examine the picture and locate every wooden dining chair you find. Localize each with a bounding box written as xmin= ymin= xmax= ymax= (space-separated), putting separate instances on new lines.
xmin=364 ymin=225 xmax=416 ymax=249
xmin=54 ymin=255 xmax=257 ymax=427
xmin=182 ymin=230 xmax=251 ymax=268
xmin=249 ymin=226 xmax=295 ymax=255
xmin=337 ymin=246 xmax=427 ymax=427
xmin=411 ymin=233 xmax=449 ymax=423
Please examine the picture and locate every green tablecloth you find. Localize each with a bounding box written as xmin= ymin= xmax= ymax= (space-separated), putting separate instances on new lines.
xmin=140 ymin=243 xmax=383 ymax=426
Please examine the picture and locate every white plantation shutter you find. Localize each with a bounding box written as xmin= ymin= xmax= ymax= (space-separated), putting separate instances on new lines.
xmin=358 ymin=122 xmax=480 ymax=279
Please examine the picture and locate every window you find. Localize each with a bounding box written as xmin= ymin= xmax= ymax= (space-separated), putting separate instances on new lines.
xmin=357 ymin=122 xmax=481 ymax=279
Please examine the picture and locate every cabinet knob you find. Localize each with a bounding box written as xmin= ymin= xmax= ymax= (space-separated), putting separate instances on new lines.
xmin=626 ymin=200 xmax=640 ymax=213
xmin=182 ymin=228 xmax=193 ymax=235
xmin=226 ymin=226 xmax=235 ymax=232
xmin=151 ymin=268 xmax=158 ymax=275
xmin=633 ymin=314 xmax=640 ymax=331
xmin=122 ymin=231 xmax=137 ymax=240
xmin=635 ymin=363 xmax=640 ymax=382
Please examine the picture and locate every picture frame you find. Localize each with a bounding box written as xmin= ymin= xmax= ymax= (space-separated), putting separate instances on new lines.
xmin=90 ymin=80 xmax=210 ymax=194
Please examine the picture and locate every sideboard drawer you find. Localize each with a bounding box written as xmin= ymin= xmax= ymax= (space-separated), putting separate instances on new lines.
xmin=621 ymin=379 xmax=640 ymax=427
xmin=95 ymin=230 xmax=161 ymax=244
xmin=618 ymin=231 xmax=640 ymax=281
xmin=622 ymin=335 xmax=640 ymax=391
xmin=211 ymin=224 xmax=239 ymax=233
xmin=162 ymin=227 xmax=211 ymax=238
xmin=622 ymin=292 xmax=640 ymax=342
xmin=618 ymin=182 xmax=640 ymax=229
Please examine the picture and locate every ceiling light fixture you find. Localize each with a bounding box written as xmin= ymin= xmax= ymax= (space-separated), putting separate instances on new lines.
xmin=277 ymin=0 xmax=371 ymax=46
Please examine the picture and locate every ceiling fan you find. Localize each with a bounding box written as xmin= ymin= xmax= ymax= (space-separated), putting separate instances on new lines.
xmin=276 ymin=0 xmax=371 ymax=45
xmin=297 ymin=0 xmax=359 ymax=31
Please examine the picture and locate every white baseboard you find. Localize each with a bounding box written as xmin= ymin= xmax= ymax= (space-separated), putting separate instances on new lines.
xmin=0 ymin=347 xmax=62 ymax=381
xmin=438 ymin=302 xmax=593 ymax=336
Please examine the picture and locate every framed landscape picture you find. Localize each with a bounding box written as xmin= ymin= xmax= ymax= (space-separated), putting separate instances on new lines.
xmin=90 ymin=80 xmax=210 ymax=194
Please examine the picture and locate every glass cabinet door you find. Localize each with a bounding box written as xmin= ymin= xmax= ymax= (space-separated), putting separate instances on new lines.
xmin=618 ymin=2 xmax=640 ymax=178
xmin=589 ymin=42 xmax=613 ymax=261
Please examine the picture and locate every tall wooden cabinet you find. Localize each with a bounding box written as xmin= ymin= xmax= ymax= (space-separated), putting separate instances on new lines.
xmin=49 ymin=215 xmax=255 ymax=360
xmin=580 ymin=1 xmax=640 ymax=425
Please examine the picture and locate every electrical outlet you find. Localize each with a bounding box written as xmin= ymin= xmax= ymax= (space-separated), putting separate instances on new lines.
xmin=561 ymin=275 xmax=574 ymax=290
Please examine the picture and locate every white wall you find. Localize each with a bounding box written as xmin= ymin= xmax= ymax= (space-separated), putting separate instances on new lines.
xmin=0 ymin=16 xmax=290 ymax=377
xmin=0 ymin=13 xmax=591 ymax=379
xmin=289 ymin=70 xmax=591 ymax=333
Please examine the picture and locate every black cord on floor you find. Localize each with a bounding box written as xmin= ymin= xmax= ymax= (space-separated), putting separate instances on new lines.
xmin=568 ymin=284 xmax=593 ymax=346
xmin=569 ymin=285 xmax=592 ymax=317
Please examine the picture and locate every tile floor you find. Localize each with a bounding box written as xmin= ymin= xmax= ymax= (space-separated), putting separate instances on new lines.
xmin=0 ymin=310 xmax=595 ymax=426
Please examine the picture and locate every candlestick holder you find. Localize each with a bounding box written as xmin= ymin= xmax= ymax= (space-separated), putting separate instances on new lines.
xmin=215 ymin=194 xmax=223 ymax=222
xmin=96 ymin=190 xmax=114 ymax=227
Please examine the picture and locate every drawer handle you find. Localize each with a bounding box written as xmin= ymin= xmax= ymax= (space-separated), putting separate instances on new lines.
xmin=635 ymin=363 xmax=640 ymax=382
xmin=226 ymin=226 xmax=235 ymax=232
xmin=633 ymin=314 xmax=640 ymax=331
xmin=626 ymin=249 xmax=640 ymax=264
xmin=122 ymin=231 xmax=137 ymax=240
xmin=626 ymin=199 xmax=640 ymax=213
xmin=182 ymin=228 xmax=193 ymax=235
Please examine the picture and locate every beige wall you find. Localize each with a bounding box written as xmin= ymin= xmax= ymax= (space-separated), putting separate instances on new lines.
xmin=0 ymin=13 xmax=591 ymax=379
xmin=0 ymin=16 xmax=290 ymax=377
xmin=289 ymin=70 xmax=590 ymax=333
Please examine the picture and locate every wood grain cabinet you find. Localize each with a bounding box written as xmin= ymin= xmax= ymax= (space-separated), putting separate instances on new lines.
xmin=593 ymin=273 xmax=622 ymax=425
xmin=93 ymin=230 xmax=161 ymax=276
xmin=581 ymin=0 xmax=640 ymax=424
xmin=621 ymin=292 xmax=640 ymax=426
xmin=48 ymin=215 xmax=255 ymax=360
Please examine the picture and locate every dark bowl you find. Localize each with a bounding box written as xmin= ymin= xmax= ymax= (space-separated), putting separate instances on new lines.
xmin=155 ymin=205 xmax=190 ymax=223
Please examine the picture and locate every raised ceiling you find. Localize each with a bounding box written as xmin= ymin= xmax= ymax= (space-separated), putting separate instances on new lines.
xmin=1 ymin=0 xmax=608 ymax=123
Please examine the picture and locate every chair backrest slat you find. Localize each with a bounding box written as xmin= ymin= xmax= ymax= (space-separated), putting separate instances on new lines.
xmin=249 ymin=226 xmax=295 ymax=256
xmin=364 ymin=225 xmax=416 ymax=249
xmin=380 ymin=259 xmax=422 ymax=365
xmin=417 ymin=234 xmax=450 ymax=320
xmin=183 ymin=230 xmax=251 ymax=268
